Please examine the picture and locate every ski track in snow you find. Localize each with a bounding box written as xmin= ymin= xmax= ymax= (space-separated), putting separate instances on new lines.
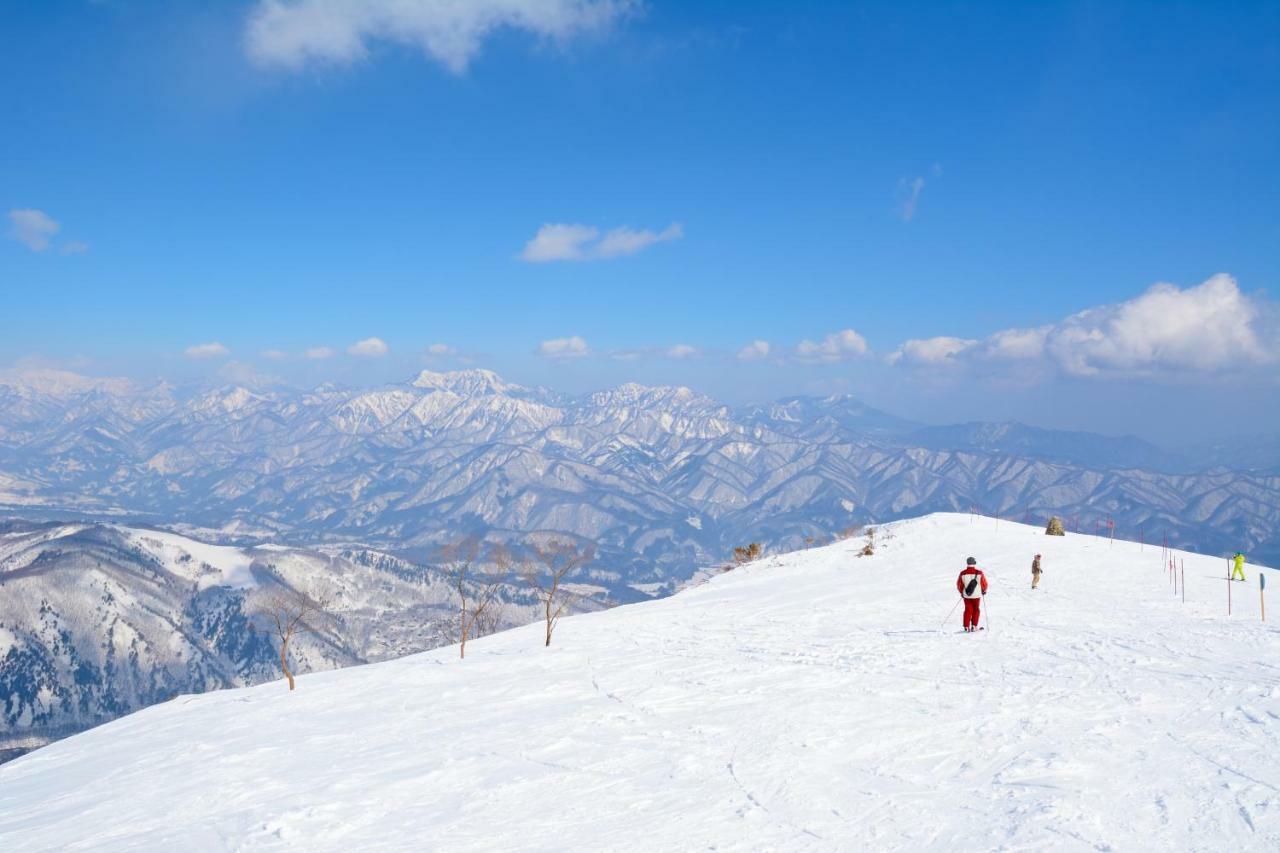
xmin=1 ymin=513 xmax=1277 ymax=851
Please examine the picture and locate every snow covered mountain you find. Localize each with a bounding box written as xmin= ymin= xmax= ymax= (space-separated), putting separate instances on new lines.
xmin=1 ymin=366 xmax=1277 ymax=576
xmin=2 ymin=514 xmax=1275 ymax=850
xmin=0 ymin=519 xmax=550 ymax=761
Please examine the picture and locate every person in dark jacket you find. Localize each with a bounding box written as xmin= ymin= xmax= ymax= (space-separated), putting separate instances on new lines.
xmin=956 ymin=557 xmax=988 ymax=632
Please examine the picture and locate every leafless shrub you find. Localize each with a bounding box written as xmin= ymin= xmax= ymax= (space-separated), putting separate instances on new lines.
xmin=717 ymin=542 xmax=765 ymax=573
xmin=859 ymin=527 xmax=877 ymax=557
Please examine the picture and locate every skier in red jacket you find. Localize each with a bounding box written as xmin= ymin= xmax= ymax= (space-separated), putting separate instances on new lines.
xmin=956 ymin=557 xmax=988 ymax=632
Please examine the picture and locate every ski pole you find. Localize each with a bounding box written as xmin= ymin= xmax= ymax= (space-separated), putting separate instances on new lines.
xmin=982 ymin=592 xmax=990 ymax=633
xmin=940 ymin=597 xmax=962 ymax=631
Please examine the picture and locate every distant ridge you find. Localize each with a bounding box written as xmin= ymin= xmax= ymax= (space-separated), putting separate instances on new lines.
xmin=0 ymin=368 xmax=1276 ymax=571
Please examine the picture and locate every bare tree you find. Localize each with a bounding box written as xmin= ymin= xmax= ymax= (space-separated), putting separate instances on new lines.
xmin=438 ymin=537 xmax=507 ymax=659
xmin=255 ymin=589 xmax=329 ymax=691
xmin=732 ymin=542 xmax=762 ymax=566
xmin=513 ymin=539 xmax=596 ymax=647
xmin=473 ymin=601 xmax=508 ymax=640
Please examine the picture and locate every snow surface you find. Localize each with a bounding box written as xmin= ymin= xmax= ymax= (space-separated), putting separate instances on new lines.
xmin=117 ymin=526 xmax=257 ymax=589
xmin=2 ymin=513 xmax=1277 ymax=851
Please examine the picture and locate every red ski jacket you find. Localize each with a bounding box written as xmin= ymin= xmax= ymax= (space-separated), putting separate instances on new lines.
xmin=957 ymin=567 xmax=988 ymax=599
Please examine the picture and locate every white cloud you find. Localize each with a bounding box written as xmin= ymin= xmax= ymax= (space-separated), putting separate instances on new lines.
xmin=425 ymin=343 xmax=458 ymax=357
xmin=1045 ymin=274 xmax=1273 ymax=376
xmin=305 ymin=346 xmax=335 ymax=360
xmin=595 ymin=223 xmax=683 ymax=258
xmin=218 ymin=361 xmax=282 ymax=386
xmin=983 ymin=326 xmax=1048 ymax=360
xmin=60 ymin=240 xmax=90 ymax=255
xmin=888 ymin=274 xmax=1277 ymax=379
xmin=261 ymin=349 xmax=288 ymax=360
xmin=887 ymin=328 xmax=1047 ymax=369
xmin=521 ymin=224 xmax=597 ymax=262
xmin=665 ymin=344 xmax=700 ymax=359
xmin=520 ymin=222 xmax=682 ymax=262
xmin=245 ymin=0 xmax=637 ymax=74
xmin=794 ymin=329 xmax=869 ymax=363
xmin=7 ymin=209 xmax=60 ymax=252
xmin=538 ymin=335 xmax=589 ymax=359
xmin=347 ymin=337 xmax=389 ymax=357
xmin=896 ymin=177 xmax=926 ymax=222
xmin=605 ymin=343 xmax=701 ymax=361
xmin=737 ymin=340 xmax=771 ymax=362
xmin=887 ymin=336 xmax=977 ymax=366
xmin=184 ymin=342 xmax=231 ymax=359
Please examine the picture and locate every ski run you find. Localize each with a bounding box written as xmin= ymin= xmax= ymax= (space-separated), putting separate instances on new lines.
xmin=1 ymin=513 xmax=1277 ymax=851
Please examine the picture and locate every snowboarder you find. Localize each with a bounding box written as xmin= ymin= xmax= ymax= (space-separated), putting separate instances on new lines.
xmin=1031 ymin=554 xmax=1042 ymax=589
xmin=956 ymin=557 xmax=988 ymax=632
xmin=1231 ymin=552 xmax=1246 ymax=582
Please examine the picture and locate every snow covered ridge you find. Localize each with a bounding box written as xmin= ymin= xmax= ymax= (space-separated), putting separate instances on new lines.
xmin=116 ymin=525 xmax=257 ymax=589
xmin=1 ymin=367 xmax=1278 ymax=576
xmin=2 ymin=514 xmax=1276 ymax=851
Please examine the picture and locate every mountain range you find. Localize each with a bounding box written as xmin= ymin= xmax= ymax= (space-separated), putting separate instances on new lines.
xmin=2 ymin=366 xmax=1277 ymax=574
xmin=2 ymin=366 xmax=1278 ymax=759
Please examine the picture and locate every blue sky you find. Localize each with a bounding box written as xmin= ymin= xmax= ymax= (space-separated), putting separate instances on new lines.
xmin=2 ymin=1 xmax=1278 ymax=442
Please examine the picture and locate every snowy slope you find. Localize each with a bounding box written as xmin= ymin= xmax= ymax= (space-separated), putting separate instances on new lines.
xmin=117 ymin=525 xmax=257 ymax=589
xmin=1 ymin=514 xmax=1277 ymax=851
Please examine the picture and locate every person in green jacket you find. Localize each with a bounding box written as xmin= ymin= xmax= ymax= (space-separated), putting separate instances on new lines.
xmin=1231 ymin=552 xmax=1246 ymax=582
